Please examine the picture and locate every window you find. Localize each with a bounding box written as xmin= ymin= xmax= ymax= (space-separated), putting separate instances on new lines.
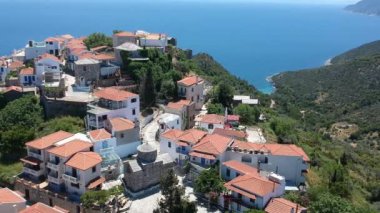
xmin=168 ymin=142 xmax=171 ymax=148
xmin=210 ymin=159 xmax=214 ymax=164
xmin=191 ymin=97 xmax=194 ymax=101
xmin=83 ymin=66 xmax=87 ymax=71
xmin=208 ymin=124 xmax=214 ymax=129
xmin=181 ymin=146 xmax=185 ymax=151
xmin=237 ymin=204 xmax=241 ymax=211
xmin=92 ymin=166 xmax=96 ymax=173
xmin=250 ymin=198 xmax=255 ymax=203
xmin=236 ymin=172 xmax=240 ymax=178
xmin=120 ymin=133 xmax=124 ymax=138
xmin=49 ymin=50 xmax=54 ymax=54
xmin=177 ymin=119 xmax=179 ymax=125
xmin=160 ymin=124 xmax=164 ymax=130
xmin=226 ymin=168 xmax=230 ymax=177
xmin=132 ymin=109 xmax=136 ymax=115
xmin=197 ymin=95 xmax=200 ymax=102
xmin=1 ymin=67 xmax=3 ymax=72
xmin=24 ymin=76 xmax=27 ymax=81
xmin=52 ymin=66 xmax=57 ymax=69
xmin=49 ymin=41 xmax=53 ymax=45
xmin=238 ymin=193 xmax=242 ymax=199
xmin=102 ymin=141 xmax=108 ymax=149
xmin=131 ymin=98 xmax=137 ymax=103
xmin=32 ymin=76 xmax=35 ymax=81
xmin=191 ymin=87 xmax=194 ymax=92
xmin=192 ymin=157 xmax=196 ymax=161
xmin=242 ymin=155 xmax=252 ymax=163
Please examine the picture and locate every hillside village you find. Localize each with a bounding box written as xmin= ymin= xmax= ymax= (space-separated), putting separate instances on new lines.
xmin=0 ymin=30 xmax=309 ymax=213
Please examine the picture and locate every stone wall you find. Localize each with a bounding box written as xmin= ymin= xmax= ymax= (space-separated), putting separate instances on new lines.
xmin=41 ymin=96 xmax=88 ymax=119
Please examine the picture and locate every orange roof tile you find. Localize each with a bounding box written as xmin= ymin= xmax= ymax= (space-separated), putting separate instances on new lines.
xmin=191 ymin=134 xmax=232 ymax=156
xmin=19 ymin=67 xmax=35 ymax=75
xmin=37 ymin=53 xmax=61 ymax=64
xmin=0 ymin=188 xmax=26 ymax=204
xmin=91 ymin=53 xmax=115 ymax=61
xmin=48 ymin=140 xmax=92 ymax=158
xmin=178 ymin=129 xmax=207 ymax=145
xmin=20 ymin=202 xmax=67 ymax=213
xmin=5 ymin=86 xmax=22 ymax=92
xmin=90 ymin=45 xmax=108 ymax=52
xmin=265 ymin=198 xmax=306 ymax=213
xmin=94 ymin=87 xmax=138 ymax=101
xmin=189 ymin=152 xmax=216 ymax=160
xmin=213 ymin=128 xmax=247 ymax=139
xmin=167 ymin=99 xmax=192 ymax=110
xmin=161 ymin=129 xmax=185 ymax=141
xmin=200 ymin=114 xmax=225 ymax=124
xmin=26 ymin=131 xmax=74 ymax=150
xmin=177 ymin=75 xmax=203 ymax=86
xmin=88 ymin=128 xmax=112 ymax=141
xmin=176 ymin=141 xmax=189 ymax=147
xmin=9 ymin=60 xmax=24 ymax=70
xmin=87 ymin=177 xmax=106 ymax=189
xmin=224 ymin=174 xmax=279 ymax=197
xmin=65 ymin=152 xmax=102 ymax=171
xmin=115 ymin=31 xmax=136 ymax=37
xmin=109 ymin=117 xmax=135 ymax=131
xmin=223 ymin=160 xmax=260 ymax=177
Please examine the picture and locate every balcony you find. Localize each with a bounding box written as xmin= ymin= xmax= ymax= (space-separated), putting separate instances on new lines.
xmin=28 ymin=152 xmax=43 ymax=161
xmin=48 ymin=173 xmax=60 ymax=185
xmin=176 ymin=148 xmax=189 ymax=155
xmin=23 ymin=167 xmax=42 ymax=176
xmin=47 ymin=161 xmax=60 ymax=171
xmin=62 ymin=173 xmax=80 ymax=184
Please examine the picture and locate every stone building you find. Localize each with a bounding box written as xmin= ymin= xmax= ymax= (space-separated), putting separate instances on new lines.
xmin=123 ymin=143 xmax=174 ymax=197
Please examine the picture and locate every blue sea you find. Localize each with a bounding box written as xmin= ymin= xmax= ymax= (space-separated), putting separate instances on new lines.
xmin=1 ymin=0 xmax=380 ymax=93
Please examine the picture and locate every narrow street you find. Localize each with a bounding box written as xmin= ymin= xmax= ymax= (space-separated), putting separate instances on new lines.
xmin=141 ymin=109 xmax=162 ymax=152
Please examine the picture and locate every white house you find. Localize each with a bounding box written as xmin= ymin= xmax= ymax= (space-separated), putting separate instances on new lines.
xmin=35 ymin=53 xmax=62 ymax=85
xmin=87 ymin=87 xmax=140 ymax=130
xmin=114 ymin=42 xmax=143 ymax=64
xmin=0 ymin=188 xmax=26 ymax=212
xmin=19 ymin=67 xmax=36 ymax=86
xmin=24 ymin=36 xmax=67 ymax=60
xmin=198 ymin=114 xmax=225 ymax=133
xmin=63 ymin=152 xmax=104 ymax=201
xmin=157 ymin=113 xmax=182 ymax=133
xmin=177 ymin=75 xmax=205 ymax=110
xmin=21 ymin=131 xmax=74 ymax=182
xmin=46 ymin=140 xmax=93 ymax=192
xmin=166 ymin=99 xmax=196 ymax=129
xmin=87 ymin=128 xmax=117 ymax=154
xmin=0 ymin=59 xmax=10 ymax=83
xmin=136 ymin=31 xmax=168 ymax=49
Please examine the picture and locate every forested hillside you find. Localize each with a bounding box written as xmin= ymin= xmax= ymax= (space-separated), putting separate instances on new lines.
xmin=331 ymin=40 xmax=380 ymax=64
xmin=346 ymin=0 xmax=380 ymax=16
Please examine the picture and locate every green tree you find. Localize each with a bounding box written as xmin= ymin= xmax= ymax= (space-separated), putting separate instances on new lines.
xmin=36 ymin=116 xmax=84 ymax=137
xmin=140 ymin=66 xmax=156 ymax=108
xmin=269 ymin=116 xmax=298 ymax=143
xmin=207 ymin=103 xmax=224 ymax=115
xmin=154 ymin=169 xmax=197 ymax=213
xmin=309 ymin=193 xmax=359 ymax=213
xmin=213 ymin=83 xmax=234 ymax=108
xmin=81 ymin=186 xmax=123 ymax=209
xmin=194 ymin=168 xmax=224 ymax=207
xmin=233 ymin=104 xmax=260 ymax=125
xmin=83 ymin=32 xmax=112 ymax=49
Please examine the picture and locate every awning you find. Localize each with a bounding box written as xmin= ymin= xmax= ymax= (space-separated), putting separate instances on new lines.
xmin=176 ymin=141 xmax=188 ymax=147
xmin=189 ymin=152 xmax=216 ymax=160
xmin=87 ymin=177 xmax=106 ymax=190
xmin=20 ymin=156 xmax=42 ymax=166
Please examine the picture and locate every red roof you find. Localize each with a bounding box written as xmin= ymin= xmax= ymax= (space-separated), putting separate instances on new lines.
xmin=114 ymin=31 xmax=136 ymax=37
xmin=26 ymin=131 xmax=74 ymax=150
xmin=200 ymin=114 xmax=225 ymax=124
xmin=213 ymin=128 xmax=247 ymax=139
xmin=176 ymin=141 xmax=189 ymax=147
xmin=177 ymin=75 xmax=203 ymax=86
xmin=161 ymin=129 xmax=185 ymax=141
xmin=47 ymin=140 xmax=92 ymax=158
xmin=0 ymin=188 xmax=26 ymax=204
xmin=9 ymin=60 xmax=24 ymax=70
xmin=19 ymin=67 xmax=35 ymax=75
xmin=223 ymin=160 xmax=260 ymax=177
xmin=224 ymin=174 xmax=280 ymax=197
xmin=94 ymin=87 xmax=138 ymax=101
xmin=5 ymin=86 xmax=22 ymax=93
xmin=37 ymin=53 xmax=61 ymax=63
xmin=109 ymin=117 xmax=135 ymax=131
xmin=20 ymin=202 xmax=67 ymax=213
xmin=91 ymin=53 xmax=115 ymax=61
xmin=87 ymin=177 xmax=106 ymax=190
xmin=167 ymin=99 xmax=192 ymax=110
xmin=265 ymin=198 xmax=306 ymax=213
xmin=65 ymin=152 xmax=102 ymax=171
xmin=88 ymin=128 xmax=112 ymax=141
xmin=191 ymin=134 xmax=232 ymax=157
xmin=189 ymin=152 xmax=216 ymax=160
xmin=178 ymin=129 xmax=207 ymax=145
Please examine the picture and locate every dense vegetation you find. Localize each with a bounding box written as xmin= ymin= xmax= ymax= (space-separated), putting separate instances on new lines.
xmin=331 ymin=40 xmax=380 ymax=64
xmin=271 ymin=42 xmax=380 ymax=211
xmin=346 ymin=0 xmax=380 ymax=16
xmin=83 ymin=32 xmax=113 ymax=49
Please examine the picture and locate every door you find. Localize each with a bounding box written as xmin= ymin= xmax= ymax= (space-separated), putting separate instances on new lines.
xmin=201 ymin=158 xmax=206 ymax=166
xmin=25 ymin=189 xmax=30 ymax=200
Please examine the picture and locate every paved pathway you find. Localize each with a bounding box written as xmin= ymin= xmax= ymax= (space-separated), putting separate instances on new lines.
xmin=141 ymin=110 xmax=162 ymax=151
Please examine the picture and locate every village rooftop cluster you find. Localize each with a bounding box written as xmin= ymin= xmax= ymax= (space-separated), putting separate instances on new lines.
xmin=1 ymin=30 xmax=307 ymax=213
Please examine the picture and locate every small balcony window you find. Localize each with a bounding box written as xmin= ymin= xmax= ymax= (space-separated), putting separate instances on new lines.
xmin=92 ymin=166 xmax=96 ymax=173
xmin=168 ymin=142 xmax=171 ymax=148
xmin=132 ymin=109 xmax=136 ymax=115
xmin=131 ymin=98 xmax=137 ymax=103
xmin=208 ymin=124 xmax=214 ymax=129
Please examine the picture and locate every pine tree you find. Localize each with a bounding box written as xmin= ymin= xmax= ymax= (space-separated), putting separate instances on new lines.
xmin=141 ymin=67 xmax=156 ymax=108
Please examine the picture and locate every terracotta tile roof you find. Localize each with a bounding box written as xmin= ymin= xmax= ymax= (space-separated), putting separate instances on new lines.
xmin=109 ymin=117 xmax=135 ymax=131
xmin=189 ymin=151 xmax=216 ymax=160
xmin=47 ymin=140 xmax=92 ymax=158
xmin=20 ymin=202 xmax=67 ymax=213
xmin=223 ymin=160 xmax=260 ymax=177
xmin=87 ymin=177 xmax=106 ymax=189
xmin=161 ymin=129 xmax=185 ymax=141
xmin=114 ymin=31 xmax=136 ymax=37
xmin=176 ymin=141 xmax=189 ymax=147
xmin=37 ymin=53 xmax=61 ymax=64
xmin=265 ymin=198 xmax=306 ymax=213
xmin=224 ymin=174 xmax=280 ymax=197
xmin=65 ymin=152 xmax=102 ymax=171
xmin=9 ymin=60 xmax=24 ymax=70
xmin=26 ymin=131 xmax=74 ymax=150
xmin=0 ymin=187 xmax=26 ymax=204
xmin=19 ymin=67 xmax=35 ymax=75
xmin=90 ymin=45 xmax=108 ymax=52
xmin=88 ymin=128 xmax=112 ymax=141
xmin=177 ymin=75 xmax=203 ymax=86
xmin=200 ymin=114 xmax=225 ymax=124
xmin=191 ymin=134 xmax=232 ymax=156
xmin=178 ymin=129 xmax=207 ymax=145
xmin=5 ymin=86 xmax=22 ymax=92
xmin=229 ymin=141 xmax=310 ymax=161
xmin=213 ymin=128 xmax=247 ymax=139
xmin=94 ymin=87 xmax=138 ymax=101
xmin=167 ymin=99 xmax=192 ymax=110
xmin=91 ymin=53 xmax=115 ymax=61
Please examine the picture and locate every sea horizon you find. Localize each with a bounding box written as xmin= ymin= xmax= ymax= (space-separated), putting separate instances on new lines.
xmin=1 ymin=0 xmax=380 ymax=93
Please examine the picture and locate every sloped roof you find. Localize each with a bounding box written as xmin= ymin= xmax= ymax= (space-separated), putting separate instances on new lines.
xmin=37 ymin=53 xmax=61 ymax=63
xmin=47 ymin=139 xmax=92 ymax=158
xmin=19 ymin=67 xmax=35 ymax=75
xmin=191 ymin=134 xmax=232 ymax=156
xmin=115 ymin=42 xmax=142 ymax=51
xmin=224 ymin=174 xmax=280 ymax=197
xmin=26 ymin=131 xmax=74 ymax=150
xmin=9 ymin=60 xmax=24 ymax=70
xmin=0 ymin=188 xmax=26 ymax=204
xmin=200 ymin=114 xmax=225 ymax=124
xmin=177 ymin=75 xmax=203 ymax=86
xmin=65 ymin=152 xmax=102 ymax=171
xmin=88 ymin=128 xmax=112 ymax=141
xmin=213 ymin=128 xmax=247 ymax=139
xmin=265 ymin=198 xmax=306 ymax=213
xmin=114 ymin=31 xmax=136 ymax=37
xmin=167 ymin=99 xmax=192 ymax=110
xmin=20 ymin=202 xmax=67 ymax=213
xmin=178 ymin=129 xmax=207 ymax=145
xmin=161 ymin=129 xmax=185 ymax=141
xmin=223 ymin=160 xmax=260 ymax=177
xmin=109 ymin=117 xmax=135 ymax=131
xmin=94 ymin=87 xmax=138 ymax=101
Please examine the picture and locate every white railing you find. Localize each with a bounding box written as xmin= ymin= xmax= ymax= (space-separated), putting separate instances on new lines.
xmin=48 ymin=175 xmax=60 ymax=184
xmin=23 ymin=167 xmax=40 ymax=176
xmin=62 ymin=173 xmax=79 ymax=184
xmin=47 ymin=162 xmax=60 ymax=170
xmin=29 ymin=152 xmax=43 ymax=161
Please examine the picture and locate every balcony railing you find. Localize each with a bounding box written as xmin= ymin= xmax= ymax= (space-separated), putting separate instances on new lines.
xmin=47 ymin=162 xmax=60 ymax=171
xmin=23 ymin=167 xmax=41 ymax=176
xmin=48 ymin=174 xmax=60 ymax=185
xmin=62 ymin=173 xmax=79 ymax=184
xmin=29 ymin=152 xmax=43 ymax=161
